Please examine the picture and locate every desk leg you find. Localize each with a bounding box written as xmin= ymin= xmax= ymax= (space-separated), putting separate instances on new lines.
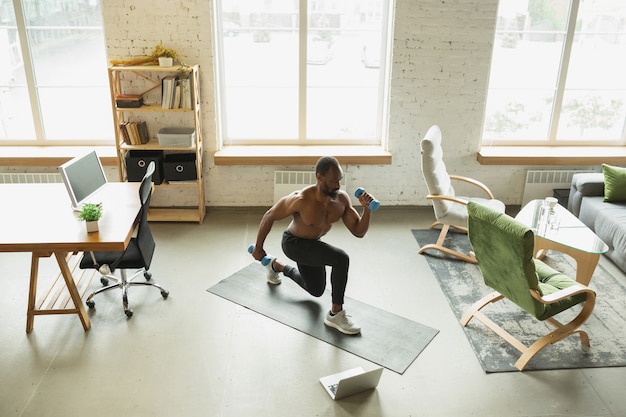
xmin=53 ymin=251 xmax=91 ymax=332
xmin=533 ymin=237 xmax=599 ymax=286
xmin=26 ymin=253 xmax=40 ymax=333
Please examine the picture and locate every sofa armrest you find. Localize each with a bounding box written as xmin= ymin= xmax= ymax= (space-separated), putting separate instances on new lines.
xmin=568 ymin=173 xmax=604 ymax=216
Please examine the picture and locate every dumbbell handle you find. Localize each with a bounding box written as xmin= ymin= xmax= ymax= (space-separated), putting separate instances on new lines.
xmin=248 ymin=244 xmax=272 ymax=266
xmin=354 ymin=187 xmax=380 ymax=211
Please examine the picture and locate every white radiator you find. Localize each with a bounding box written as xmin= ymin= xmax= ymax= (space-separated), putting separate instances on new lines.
xmin=521 ymin=169 xmax=595 ymax=206
xmin=0 ymin=172 xmax=62 ymax=184
xmin=273 ymin=171 xmax=347 ymax=203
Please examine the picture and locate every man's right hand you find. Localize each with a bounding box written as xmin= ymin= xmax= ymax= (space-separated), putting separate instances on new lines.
xmin=252 ymin=245 xmax=267 ymax=262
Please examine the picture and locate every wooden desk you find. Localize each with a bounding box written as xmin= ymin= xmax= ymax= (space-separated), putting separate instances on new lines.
xmin=0 ymin=182 xmax=141 ymax=332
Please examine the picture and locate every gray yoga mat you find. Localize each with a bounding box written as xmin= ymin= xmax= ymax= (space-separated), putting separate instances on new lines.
xmin=207 ymin=263 xmax=439 ymax=374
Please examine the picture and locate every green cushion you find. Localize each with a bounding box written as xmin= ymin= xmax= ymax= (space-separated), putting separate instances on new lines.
xmin=533 ymin=259 xmax=587 ymax=321
xmin=602 ymin=163 xmax=626 ymax=202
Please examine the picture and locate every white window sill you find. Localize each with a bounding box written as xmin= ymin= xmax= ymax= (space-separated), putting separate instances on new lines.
xmin=0 ymin=146 xmax=118 ymax=167
xmin=477 ymin=146 xmax=626 ymax=166
xmin=213 ymin=145 xmax=392 ymax=165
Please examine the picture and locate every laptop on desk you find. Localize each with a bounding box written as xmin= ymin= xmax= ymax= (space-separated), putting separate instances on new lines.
xmin=319 ymin=366 xmax=383 ymax=400
xmin=58 ymin=151 xmax=108 ymax=211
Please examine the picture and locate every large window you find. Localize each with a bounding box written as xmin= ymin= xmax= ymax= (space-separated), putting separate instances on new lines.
xmin=214 ymin=0 xmax=392 ymax=146
xmin=0 ymin=0 xmax=111 ymax=144
xmin=482 ymin=0 xmax=626 ymax=145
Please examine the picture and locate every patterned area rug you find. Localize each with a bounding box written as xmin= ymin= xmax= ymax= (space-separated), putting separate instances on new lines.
xmin=413 ymin=228 xmax=626 ymax=373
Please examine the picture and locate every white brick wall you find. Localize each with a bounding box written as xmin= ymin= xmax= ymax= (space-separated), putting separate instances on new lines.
xmin=0 ymin=0 xmax=542 ymax=207
xmin=99 ymin=0 xmax=539 ymax=206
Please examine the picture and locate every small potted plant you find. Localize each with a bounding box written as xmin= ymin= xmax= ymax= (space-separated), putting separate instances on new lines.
xmin=79 ymin=203 xmax=103 ymax=233
xmin=152 ymin=44 xmax=178 ymax=67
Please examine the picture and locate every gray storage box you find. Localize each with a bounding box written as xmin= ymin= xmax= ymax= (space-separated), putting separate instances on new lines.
xmin=157 ymin=127 xmax=195 ymax=147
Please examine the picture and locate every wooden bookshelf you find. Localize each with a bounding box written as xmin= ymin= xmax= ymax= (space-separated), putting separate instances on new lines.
xmin=108 ymin=64 xmax=205 ymax=223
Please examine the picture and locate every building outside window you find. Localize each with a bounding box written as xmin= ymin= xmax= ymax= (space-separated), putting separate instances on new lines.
xmin=0 ymin=0 xmax=111 ymax=144
xmin=214 ymin=0 xmax=392 ymax=146
xmin=482 ymin=0 xmax=626 ymax=146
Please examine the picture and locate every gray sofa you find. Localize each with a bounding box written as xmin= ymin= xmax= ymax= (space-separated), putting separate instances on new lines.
xmin=568 ymin=172 xmax=626 ymax=273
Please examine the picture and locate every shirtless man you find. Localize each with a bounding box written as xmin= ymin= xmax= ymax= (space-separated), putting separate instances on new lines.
xmin=251 ymin=156 xmax=376 ymax=335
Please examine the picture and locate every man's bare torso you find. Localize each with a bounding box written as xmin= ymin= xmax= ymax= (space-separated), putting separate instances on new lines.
xmin=286 ymin=185 xmax=348 ymax=240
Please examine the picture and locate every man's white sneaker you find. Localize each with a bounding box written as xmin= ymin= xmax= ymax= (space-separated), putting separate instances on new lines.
xmin=324 ymin=310 xmax=361 ymax=335
xmin=265 ymin=258 xmax=281 ymax=285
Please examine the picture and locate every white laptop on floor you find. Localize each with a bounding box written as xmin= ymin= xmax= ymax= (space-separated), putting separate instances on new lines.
xmin=319 ymin=366 xmax=383 ymax=400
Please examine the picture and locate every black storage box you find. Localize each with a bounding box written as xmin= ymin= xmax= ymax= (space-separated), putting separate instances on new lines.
xmin=125 ymin=150 xmax=164 ymax=184
xmin=553 ymin=188 xmax=570 ymax=207
xmin=164 ymin=153 xmax=197 ymax=181
xmin=116 ymin=98 xmax=143 ymax=108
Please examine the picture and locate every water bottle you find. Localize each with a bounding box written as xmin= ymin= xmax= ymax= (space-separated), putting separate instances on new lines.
xmin=538 ymin=197 xmax=558 ymax=235
xmin=545 ymin=197 xmax=559 ymax=231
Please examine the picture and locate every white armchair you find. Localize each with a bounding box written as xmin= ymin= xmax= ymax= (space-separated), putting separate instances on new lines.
xmin=419 ymin=125 xmax=505 ymax=263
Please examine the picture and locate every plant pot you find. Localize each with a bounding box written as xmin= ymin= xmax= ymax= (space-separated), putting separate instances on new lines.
xmin=86 ymin=221 xmax=99 ymax=233
xmin=159 ymin=57 xmax=173 ymax=67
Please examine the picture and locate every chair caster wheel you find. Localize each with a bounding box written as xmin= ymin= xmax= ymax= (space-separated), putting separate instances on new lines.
xmin=144 ymin=272 xmax=152 ymax=281
xmin=125 ymin=309 xmax=133 ymax=318
xmin=86 ymin=300 xmax=95 ymax=309
xmin=161 ymin=290 xmax=169 ymax=299
xmin=100 ymin=277 xmax=109 ymax=286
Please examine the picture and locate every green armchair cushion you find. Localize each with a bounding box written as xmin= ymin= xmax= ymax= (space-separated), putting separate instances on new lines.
xmin=467 ymin=201 xmax=586 ymax=321
xmin=533 ymin=259 xmax=586 ymax=319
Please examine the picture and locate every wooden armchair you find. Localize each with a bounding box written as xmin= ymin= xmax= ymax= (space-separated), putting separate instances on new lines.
xmin=461 ymin=201 xmax=596 ymax=371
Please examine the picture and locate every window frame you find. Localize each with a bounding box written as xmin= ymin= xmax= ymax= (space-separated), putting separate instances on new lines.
xmin=212 ymin=0 xmax=393 ymax=149
xmin=0 ymin=0 xmax=111 ymax=146
xmin=482 ymin=0 xmax=626 ymax=147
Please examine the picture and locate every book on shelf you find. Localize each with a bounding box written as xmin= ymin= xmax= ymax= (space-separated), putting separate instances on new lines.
xmin=173 ymin=79 xmax=182 ymax=109
xmin=119 ymin=121 xmax=149 ymax=145
xmin=160 ymin=74 xmax=193 ymax=110
xmin=129 ymin=123 xmax=140 ymax=145
xmin=136 ymin=121 xmax=149 ymax=144
xmin=119 ymin=122 xmax=132 ymax=145
xmin=180 ymin=75 xmax=193 ymax=109
xmin=161 ymin=75 xmax=179 ymax=109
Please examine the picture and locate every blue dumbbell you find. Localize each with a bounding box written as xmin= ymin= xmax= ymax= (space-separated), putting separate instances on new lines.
xmin=354 ymin=187 xmax=380 ymax=211
xmin=248 ymin=244 xmax=272 ymax=266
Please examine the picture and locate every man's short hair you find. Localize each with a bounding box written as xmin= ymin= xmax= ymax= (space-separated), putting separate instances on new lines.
xmin=315 ymin=156 xmax=340 ymax=176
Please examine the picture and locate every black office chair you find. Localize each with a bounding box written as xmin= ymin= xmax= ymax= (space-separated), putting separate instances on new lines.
xmin=80 ymin=161 xmax=169 ymax=317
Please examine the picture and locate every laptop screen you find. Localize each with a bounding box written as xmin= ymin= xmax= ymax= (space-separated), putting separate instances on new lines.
xmin=58 ymin=151 xmax=108 ymax=210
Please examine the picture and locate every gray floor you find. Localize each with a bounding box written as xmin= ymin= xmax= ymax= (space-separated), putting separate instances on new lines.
xmin=1 ymin=206 xmax=625 ymax=417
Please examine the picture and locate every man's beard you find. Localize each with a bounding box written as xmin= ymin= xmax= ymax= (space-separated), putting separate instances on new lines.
xmin=324 ymin=187 xmax=339 ymax=199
